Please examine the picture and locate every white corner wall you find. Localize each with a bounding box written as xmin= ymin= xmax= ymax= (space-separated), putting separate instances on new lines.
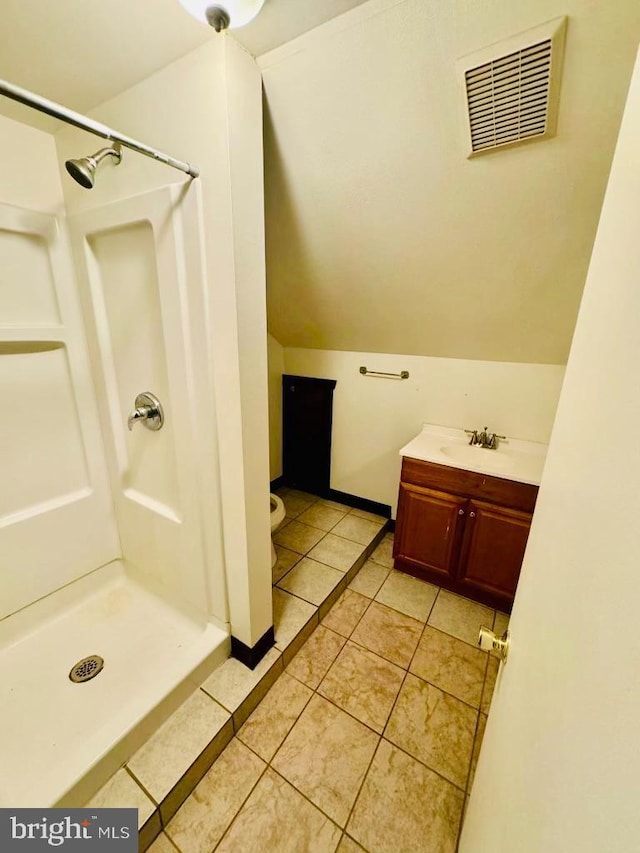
xmin=267 ymin=333 xmax=285 ymax=480
xmin=55 ymin=37 xmax=272 ymax=647
xmin=284 ymin=347 xmax=565 ymax=513
xmin=0 ymin=114 xmax=64 ymax=213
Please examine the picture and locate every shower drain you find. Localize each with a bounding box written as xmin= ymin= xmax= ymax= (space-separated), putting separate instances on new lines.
xmin=69 ymin=655 xmax=104 ymax=683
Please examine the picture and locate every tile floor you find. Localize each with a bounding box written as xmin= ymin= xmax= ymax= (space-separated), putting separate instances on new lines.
xmin=88 ymin=489 xmax=506 ymax=852
xmin=146 ymin=490 xmax=506 ymax=853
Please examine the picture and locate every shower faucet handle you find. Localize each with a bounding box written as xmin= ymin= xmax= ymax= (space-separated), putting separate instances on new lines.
xmin=127 ymin=392 xmax=164 ymax=431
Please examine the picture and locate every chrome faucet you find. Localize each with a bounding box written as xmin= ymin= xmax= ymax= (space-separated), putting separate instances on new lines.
xmin=464 ymin=427 xmax=506 ymax=449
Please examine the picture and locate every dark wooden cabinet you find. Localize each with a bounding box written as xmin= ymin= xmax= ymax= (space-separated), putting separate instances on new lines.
xmin=394 ymin=457 xmax=538 ymax=611
xmin=394 ymin=483 xmax=467 ymax=581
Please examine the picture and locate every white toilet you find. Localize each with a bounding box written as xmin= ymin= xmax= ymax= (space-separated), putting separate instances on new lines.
xmin=270 ymin=493 xmax=286 ymax=568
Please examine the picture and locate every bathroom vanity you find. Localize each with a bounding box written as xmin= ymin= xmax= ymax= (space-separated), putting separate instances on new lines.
xmin=394 ymin=425 xmax=547 ymax=612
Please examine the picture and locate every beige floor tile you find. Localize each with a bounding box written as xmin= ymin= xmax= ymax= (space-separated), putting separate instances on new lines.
xmin=385 ymin=674 xmax=477 ymax=789
xmin=309 ymin=534 xmax=367 ymax=571
xmin=287 ymin=625 xmax=347 ymax=689
xmin=375 ymin=571 xmax=438 ymax=622
xmin=319 ymin=498 xmax=352 ymax=512
xmin=322 ymin=589 xmax=370 ymax=638
xmin=272 ymin=694 xmax=379 ymax=827
xmin=147 ymin=833 xmax=177 ymax=853
xmin=347 ymin=739 xmax=463 ymax=853
xmin=277 ymin=557 xmax=344 ymax=605
xmin=298 ymin=503 xmax=347 ymax=531
xmin=369 ymin=534 xmax=394 ymax=569
xmin=348 ymin=560 xmax=390 ymax=598
xmin=468 ymin=713 xmax=487 ymax=792
xmin=282 ymin=492 xmax=317 ymax=519
xmin=216 ymin=768 xmax=341 ymax=853
xmin=480 ymin=656 xmax=500 ymax=714
xmin=332 ymin=515 xmax=384 ymax=546
xmin=318 ymin=641 xmax=404 ymax=733
xmin=127 ymin=690 xmax=231 ymax=804
xmin=166 ymin=739 xmax=265 ymax=853
xmin=272 ymin=545 xmax=301 ymax=584
xmin=349 ymin=508 xmax=387 ymax=523
xmin=428 ymin=589 xmax=495 ymax=646
xmin=86 ymin=768 xmax=155 ymax=827
xmin=410 ymin=626 xmax=487 ymax=708
xmin=273 ymin=588 xmax=317 ymax=651
xmin=274 ymin=520 xmax=326 ymax=555
xmin=337 ymin=836 xmax=367 ymax=853
xmin=238 ymin=672 xmax=313 ymax=761
xmin=200 ymin=647 xmax=282 ymax=714
xmin=351 ymin=601 xmax=422 ymax=668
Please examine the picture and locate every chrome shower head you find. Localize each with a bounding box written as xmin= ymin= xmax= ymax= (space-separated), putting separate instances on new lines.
xmin=65 ymin=143 xmax=122 ymax=189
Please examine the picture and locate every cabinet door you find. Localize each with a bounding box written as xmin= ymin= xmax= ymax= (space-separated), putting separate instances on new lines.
xmin=458 ymin=499 xmax=532 ymax=601
xmin=394 ymin=482 xmax=467 ymax=580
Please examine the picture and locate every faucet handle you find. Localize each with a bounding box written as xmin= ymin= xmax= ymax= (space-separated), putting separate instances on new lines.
xmin=464 ymin=428 xmax=479 ymax=446
xmin=487 ymin=432 xmax=507 ymax=448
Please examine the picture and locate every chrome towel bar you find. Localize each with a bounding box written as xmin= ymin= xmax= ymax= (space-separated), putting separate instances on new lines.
xmin=359 ymin=366 xmax=409 ymax=380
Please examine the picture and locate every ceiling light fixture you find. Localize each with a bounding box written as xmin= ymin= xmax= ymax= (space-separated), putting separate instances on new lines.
xmin=178 ymin=0 xmax=265 ymax=32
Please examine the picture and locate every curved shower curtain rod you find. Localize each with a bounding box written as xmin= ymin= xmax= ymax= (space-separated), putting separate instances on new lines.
xmin=0 ymin=78 xmax=200 ymax=179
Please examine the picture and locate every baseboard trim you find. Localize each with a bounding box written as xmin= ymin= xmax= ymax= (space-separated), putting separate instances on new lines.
xmin=231 ymin=626 xmax=275 ymax=670
xmin=270 ymin=476 xmax=285 ymax=492
xmin=387 ymin=519 xmax=396 ymax=533
xmin=327 ymin=489 xmax=391 ymax=519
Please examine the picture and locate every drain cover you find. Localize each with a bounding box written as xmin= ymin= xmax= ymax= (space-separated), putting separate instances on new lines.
xmin=69 ymin=655 xmax=104 ymax=683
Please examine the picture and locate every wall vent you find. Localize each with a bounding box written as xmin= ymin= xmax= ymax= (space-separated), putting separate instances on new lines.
xmin=458 ymin=17 xmax=567 ymax=157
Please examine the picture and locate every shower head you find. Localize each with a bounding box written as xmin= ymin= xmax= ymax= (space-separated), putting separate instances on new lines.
xmin=65 ymin=143 xmax=122 ymax=189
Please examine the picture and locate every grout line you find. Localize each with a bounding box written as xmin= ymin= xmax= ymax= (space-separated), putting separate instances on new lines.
xmin=340 ymin=729 xmax=382 ymax=844
xmin=124 ymin=764 xmax=159 ymax=808
xmin=379 ymin=728 xmax=471 ymax=796
xmin=160 ymin=831 xmax=183 ymax=853
xmin=268 ymin=766 xmax=343 ymax=834
xmin=209 ymin=758 xmax=269 ymax=851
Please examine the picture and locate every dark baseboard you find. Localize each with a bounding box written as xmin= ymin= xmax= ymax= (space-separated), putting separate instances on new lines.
xmin=386 ymin=519 xmax=396 ymax=533
xmin=231 ymin=625 xmax=275 ymax=670
xmin=327 ymin=489 xmax=391 ymax=519
xmin=274 ymin=479 xmax=392 ymax=520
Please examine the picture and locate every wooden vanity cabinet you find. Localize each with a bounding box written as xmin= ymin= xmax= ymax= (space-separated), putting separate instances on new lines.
xmin=394 ymin=457 xmax=538 ymax=611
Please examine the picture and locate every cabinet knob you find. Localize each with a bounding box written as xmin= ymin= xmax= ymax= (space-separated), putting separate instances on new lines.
xmin=458 ymin=508 xmax=465 ymax=515
xmin=469 ymin=511 xmax=476 ymax=518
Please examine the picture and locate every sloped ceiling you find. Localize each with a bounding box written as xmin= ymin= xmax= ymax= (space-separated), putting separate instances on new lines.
xmin=262 ymin=0 xmax=640 ymax=364
xmin=0 ymin=0 xmax=369 ymax=128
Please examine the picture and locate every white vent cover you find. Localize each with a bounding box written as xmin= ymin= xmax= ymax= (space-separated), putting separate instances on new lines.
xmin=458 ymin=17 xmax=567 ymax=157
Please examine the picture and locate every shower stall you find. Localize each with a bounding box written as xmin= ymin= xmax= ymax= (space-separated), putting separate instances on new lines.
xmin=0 ymin=36 xmax=271 ymax=809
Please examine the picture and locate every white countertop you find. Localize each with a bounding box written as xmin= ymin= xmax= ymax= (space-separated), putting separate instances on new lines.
xmin=399 ymin=424 xmax=548 ymax=486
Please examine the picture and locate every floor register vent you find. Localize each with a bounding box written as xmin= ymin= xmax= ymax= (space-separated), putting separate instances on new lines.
xmin=458 ymin=17 xmax=567 ymax=157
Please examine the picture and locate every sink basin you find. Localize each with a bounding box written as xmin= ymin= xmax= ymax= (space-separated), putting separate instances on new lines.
xmin=440 ymin=444 xmax=510 ymax=471
xmin=400 ymin=424 xmax=548 ymax=486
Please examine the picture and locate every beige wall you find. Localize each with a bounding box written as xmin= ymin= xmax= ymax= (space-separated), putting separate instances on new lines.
xmin=55 ymin=39 xmax=272 ymax=648
xmin=284 ymin=347 xmax=565 ymax=513
xmin=261 ymin=0 xmax=640 ymax=364
xmin=267 ymin=333 xmax=285 ymax=480
xmin=0 ymin=114 xmax=64 ymax=212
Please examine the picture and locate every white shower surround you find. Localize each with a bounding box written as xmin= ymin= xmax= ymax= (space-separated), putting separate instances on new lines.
xmin=0 ymin=36 xmax=271 ymax=807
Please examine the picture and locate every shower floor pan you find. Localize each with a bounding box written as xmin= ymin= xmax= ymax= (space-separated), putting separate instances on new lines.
xmin=0 ymin=561 xmax=229 ymax=808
